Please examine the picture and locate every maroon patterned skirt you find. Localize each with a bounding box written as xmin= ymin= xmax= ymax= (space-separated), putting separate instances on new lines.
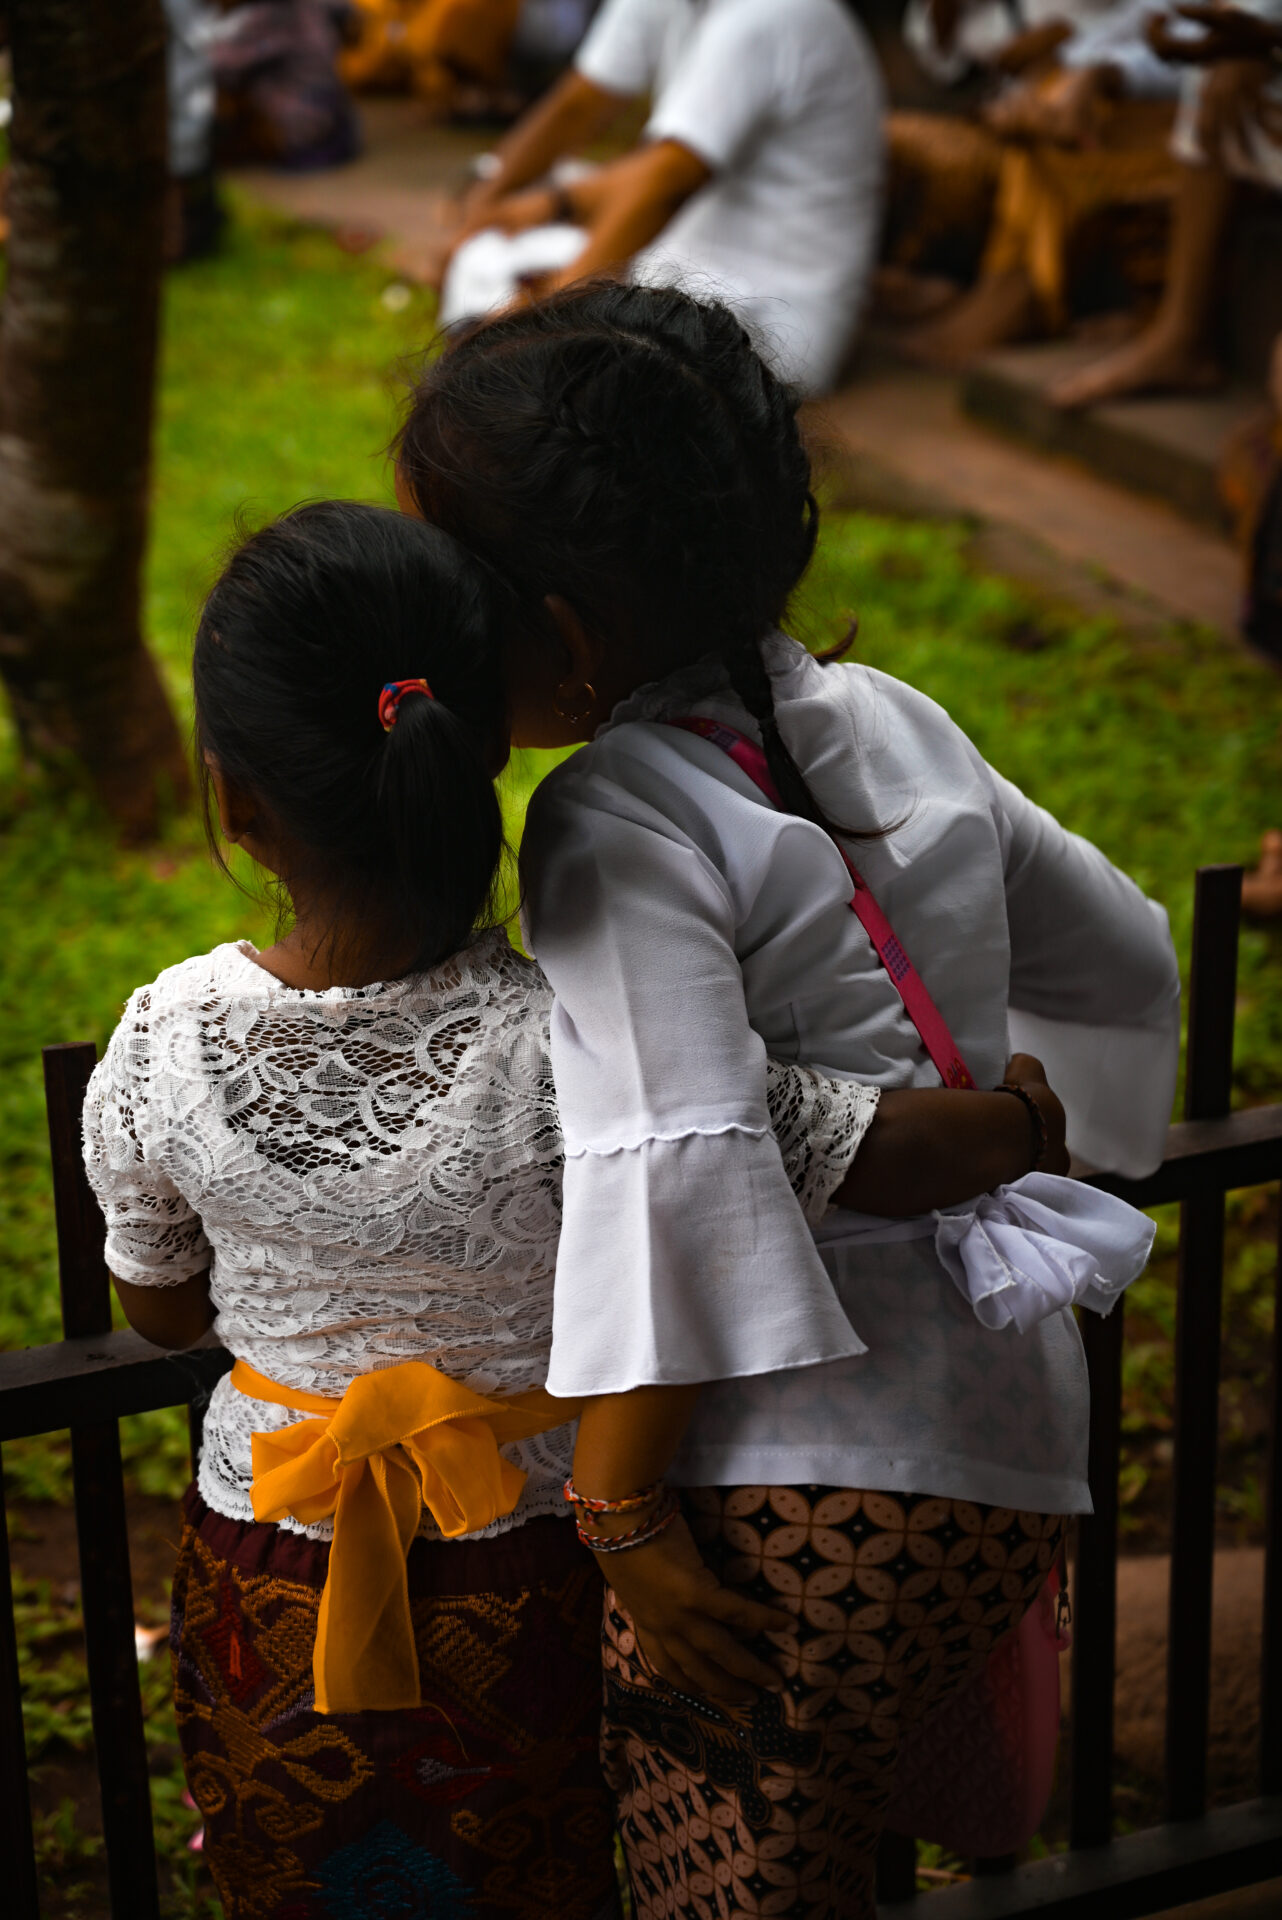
xmin=171 ymin=1487 xmax=622 ymax=1920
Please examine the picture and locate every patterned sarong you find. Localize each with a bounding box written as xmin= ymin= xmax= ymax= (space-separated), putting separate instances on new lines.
xmin=172 ymin=1487 xmax=621 ymax=1920
xmin=602 ymin=1487 xmax=1069 ymax=1920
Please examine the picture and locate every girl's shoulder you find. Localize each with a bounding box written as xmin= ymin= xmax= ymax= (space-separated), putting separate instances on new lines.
xmin=106 ymin=944 xmax=259 ymax=1027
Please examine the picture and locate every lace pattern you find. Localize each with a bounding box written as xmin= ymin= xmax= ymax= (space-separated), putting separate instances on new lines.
xmin=83 ymin=935 xmax=872 ymax=1542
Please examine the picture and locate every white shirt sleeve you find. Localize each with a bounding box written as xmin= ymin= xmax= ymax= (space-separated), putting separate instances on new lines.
xmin=902 ymin=0 xmax=1016 ymax=85
xmin=991 ymin=768 xmax=1181 ymax=1176
xmin=643 ymin=3 xmax=786 ymax=173
xmin=574 ymin=0 xmax=668 ymax=97
xmin=82 ymin=989 xmax=213 ymax=1287
xmin=523 ymin=764 xmax=868 ymax=1397
xmin=1059 ymin=0 xmax=1181 ymax=99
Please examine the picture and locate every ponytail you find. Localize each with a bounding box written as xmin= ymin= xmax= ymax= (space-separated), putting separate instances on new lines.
xmin=194 ymin=500 xmax=512 ymax=972
xmin=373 ymin=686 xmax=505 ymax=963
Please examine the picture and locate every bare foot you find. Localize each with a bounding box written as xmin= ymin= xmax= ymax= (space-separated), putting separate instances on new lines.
xmin=899 ymin=270 xmax=1038 ymax=368
xmin=1242 ymin=830 xmax=1282 ymax=918
xmin=1051 ymin=329 xmax=1222 ymax=409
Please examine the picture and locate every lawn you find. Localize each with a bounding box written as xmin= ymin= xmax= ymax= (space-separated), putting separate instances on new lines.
xmin=1 ymin=198 xmax=1280 ymax=1911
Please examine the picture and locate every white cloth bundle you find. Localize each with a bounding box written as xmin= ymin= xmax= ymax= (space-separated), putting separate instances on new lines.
xmin=934 ymin=1173 xmax=1155 ymax=1334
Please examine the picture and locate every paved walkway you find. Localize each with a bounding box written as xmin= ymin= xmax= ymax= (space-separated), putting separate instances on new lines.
xmin=230 ymin=99 xmax=1245 ymax=637
xmin=233 ymin=96 xmax=488 ymax=279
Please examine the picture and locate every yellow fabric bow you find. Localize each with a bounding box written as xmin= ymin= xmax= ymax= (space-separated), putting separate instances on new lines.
xmin=231 ymin=1358 xmax=579 ymax=1714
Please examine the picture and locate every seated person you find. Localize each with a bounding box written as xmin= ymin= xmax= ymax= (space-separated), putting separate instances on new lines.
xmin=210 ymin=0 xmax=360 ymax=170
xmin=432 ymin=0 xmax=887 ymax=395
xmin=341 ymin=0 xmax=518 ymax=111
xmin=896 ymin=0 xmax=1183 ymax=363
xmin=1053 ymin=1 xmax=1282 ymax=405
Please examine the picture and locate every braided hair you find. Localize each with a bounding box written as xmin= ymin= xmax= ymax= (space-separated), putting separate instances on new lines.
xmin=396 ymin=281 xmax=845 ymax=835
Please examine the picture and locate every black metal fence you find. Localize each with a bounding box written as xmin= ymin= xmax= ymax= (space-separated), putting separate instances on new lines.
xmin=1 ymin=865 xmax=1280 ymax=1918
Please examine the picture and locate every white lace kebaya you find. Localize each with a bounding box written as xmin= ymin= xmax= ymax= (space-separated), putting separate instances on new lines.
xmin=81 ymin=931 xmax=877 ymax=1542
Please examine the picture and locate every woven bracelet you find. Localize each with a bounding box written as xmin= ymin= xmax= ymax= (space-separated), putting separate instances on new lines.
xmin=563 ymin=1474 xmax=666 ymax=1517
xmin=577 ymin=1491 xmax=679 ymax=1555
xmin=995 ymin=1080 xmax=1048 ymax=1171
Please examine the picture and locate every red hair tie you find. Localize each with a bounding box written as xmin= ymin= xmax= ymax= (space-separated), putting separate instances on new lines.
xmin=378 ymin=678 xmax=434 ymax=732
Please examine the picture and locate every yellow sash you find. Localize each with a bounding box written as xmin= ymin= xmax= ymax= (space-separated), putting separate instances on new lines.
xmin=231 ymin=1358 xmax=579 ymax=1714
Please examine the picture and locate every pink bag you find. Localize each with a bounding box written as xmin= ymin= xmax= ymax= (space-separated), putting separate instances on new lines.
xmin=884 ymin=1566 xmax=1073 ymax=1858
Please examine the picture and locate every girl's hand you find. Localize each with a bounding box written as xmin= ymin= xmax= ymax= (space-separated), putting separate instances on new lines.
xmin=594 ymin=1512 xmax=792 ymax=1706
xmin=1002 ymin=1052 xmax=1070 ymax=1174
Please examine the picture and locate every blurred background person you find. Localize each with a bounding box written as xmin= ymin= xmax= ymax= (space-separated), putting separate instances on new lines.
xmin=209 ymin=0 xmax=361 ymax=170
xmin=1053 ymin=1 xmax=1282 ymax=405
xmin=165 ymin=0 xmax=225 ymax=260
xmin=339 ymin=0 xmax=599 ymax=117
xmin=429 ymin=0 xmax=886 ymax=395
xmin=887 ymin=0 xmax=1184 ymax=361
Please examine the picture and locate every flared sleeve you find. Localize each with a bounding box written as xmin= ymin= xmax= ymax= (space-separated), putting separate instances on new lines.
xmin=991 ymin=769 xmax=1181 ymax=1177
xmin=523 ymin=763 xmax=869 ymax=1398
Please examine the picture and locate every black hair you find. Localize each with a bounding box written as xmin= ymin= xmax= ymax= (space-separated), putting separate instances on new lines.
xmin=194 ymin=500 xmax=510 ymax=974
xmin=396 ymin=280 xmax=847 ymax=836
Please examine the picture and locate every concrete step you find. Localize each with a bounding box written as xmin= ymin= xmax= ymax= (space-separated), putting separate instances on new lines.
xmin=962 ymin=340 xmax=1264 ymax=532
xmin=813 ymin=362 xmax=1243 ymax=634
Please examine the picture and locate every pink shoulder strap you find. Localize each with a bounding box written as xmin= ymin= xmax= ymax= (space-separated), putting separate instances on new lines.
xmin=666 ymin=715 xmax=975 ymax=1091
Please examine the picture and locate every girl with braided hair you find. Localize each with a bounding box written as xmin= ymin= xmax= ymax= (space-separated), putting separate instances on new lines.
xmin=396 ymin=280 xmax=1178 ymax=1917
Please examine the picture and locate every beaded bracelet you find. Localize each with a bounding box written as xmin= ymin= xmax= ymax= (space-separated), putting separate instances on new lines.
xmin=563 ymin=1475 xmax=666 ymax=1517
xmin=996 ymin=1080 xmax=1048 ymax=1171
xmin=576 ymin=1490 xmax=680 ymax=1555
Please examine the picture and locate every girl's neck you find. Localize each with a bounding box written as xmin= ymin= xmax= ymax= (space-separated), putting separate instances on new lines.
xmin=251 ymin=913 xmax=420 ymax=993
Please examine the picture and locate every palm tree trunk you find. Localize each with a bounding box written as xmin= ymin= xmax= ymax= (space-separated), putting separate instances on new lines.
xmin=0 ymin=0 xmax=190 ymax=837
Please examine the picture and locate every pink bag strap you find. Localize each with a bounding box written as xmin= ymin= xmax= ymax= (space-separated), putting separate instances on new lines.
xmin=667 ymin=715 xmax=976 ymax=1091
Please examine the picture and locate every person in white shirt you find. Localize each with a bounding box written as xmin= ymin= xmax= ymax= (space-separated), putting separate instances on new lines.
xmin=432 ymin=0 xmax=886 ymax=393
xmin=85 ymin=494 xmax=1068 ymax=1920
xmin=397 ymin=281 xmax=1176 ymax=1918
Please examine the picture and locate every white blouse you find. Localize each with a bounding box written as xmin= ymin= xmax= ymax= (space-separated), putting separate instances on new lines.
xmin=521 ymin=637 xmax=1181 ymax=1513
xmin=81 ymin=932 xmax=875 ymax=1540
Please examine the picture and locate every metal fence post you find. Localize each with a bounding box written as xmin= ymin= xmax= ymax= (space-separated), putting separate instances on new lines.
xmin=43 ymin=1044 xmax=161 ymax=1920
xmin=1165 ymin=867 xmax=1241 ymax=1822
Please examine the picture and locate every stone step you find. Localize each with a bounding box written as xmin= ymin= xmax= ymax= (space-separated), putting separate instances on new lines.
xmin=813 ymin=362 xmax=1243 ymax=633
xmin=962 ymin=340 xmax=1264 ymax=532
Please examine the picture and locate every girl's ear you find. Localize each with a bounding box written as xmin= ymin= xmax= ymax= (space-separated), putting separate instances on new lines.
xmin=543 ymin=593 xmax=603 ymax=685
xmin=394 ymin=462 xmax=423 ymax=520
xmin=207 ymin=759 xmax=257 ymax=846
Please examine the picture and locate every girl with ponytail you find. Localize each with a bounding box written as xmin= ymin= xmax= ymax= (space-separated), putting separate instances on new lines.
xmin=397 ymin=282 xmax=1181 ymax=1918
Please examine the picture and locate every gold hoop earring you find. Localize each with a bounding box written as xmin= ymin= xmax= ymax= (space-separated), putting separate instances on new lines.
xmin=552 ymin=679 xmax=598 ymax=726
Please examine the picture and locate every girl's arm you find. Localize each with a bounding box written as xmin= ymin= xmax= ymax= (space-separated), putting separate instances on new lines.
xmin=571 ymin=1388 xmax=791 ymax=1703
xmin=112 ymin=1270 xmax=215 ymax=1350
xmin=765 ymin=1052 xmax=1068 ymax=1225
xmin=837 ymin=1055 xmax=1069 ymax=1214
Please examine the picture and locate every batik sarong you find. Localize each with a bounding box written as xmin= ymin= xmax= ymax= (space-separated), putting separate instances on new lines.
xmin=601 ymin=1486 xmax=1069 ymax=1920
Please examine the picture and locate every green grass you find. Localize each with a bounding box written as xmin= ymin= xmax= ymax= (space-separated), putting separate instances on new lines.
xmin=1 ymin=199 xmax=1281 ymax=1900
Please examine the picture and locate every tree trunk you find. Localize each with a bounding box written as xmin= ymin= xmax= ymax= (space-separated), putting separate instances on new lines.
xmin=0 ymin=0 xmax=190 ymax=837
